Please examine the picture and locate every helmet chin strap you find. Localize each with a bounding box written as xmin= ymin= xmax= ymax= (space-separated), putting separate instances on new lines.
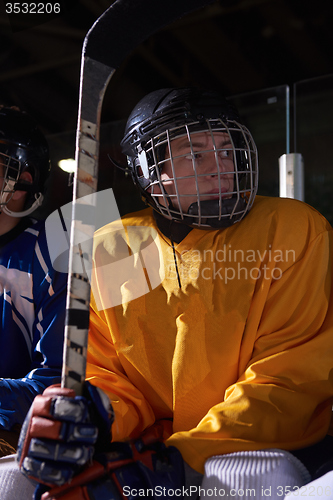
xmin=187 ymin=197 xmax=248 ymax=228
xmin=2 ymin=192 xmax=44 ymax=217
xmin=0 ymin=179 xmax=44 ymax=218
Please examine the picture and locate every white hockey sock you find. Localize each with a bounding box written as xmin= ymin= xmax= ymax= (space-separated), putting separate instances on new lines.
xmin=201 ymin=449 xmax=311 ymax=500
xmin=0 ymin=454 xmax=35 ymax=499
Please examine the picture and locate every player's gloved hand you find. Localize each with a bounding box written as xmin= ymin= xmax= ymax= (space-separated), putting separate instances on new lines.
xmin=16 ymin=381 xmax=113 ymax=488
xmin=33 ymin=425 xmax=185 ymax=500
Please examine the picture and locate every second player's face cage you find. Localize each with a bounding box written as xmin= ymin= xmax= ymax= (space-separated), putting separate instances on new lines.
xmin=135 ymin=118 xmax=258 ymax=228
xmin=0 ymin=152 xmax=21 ymax=209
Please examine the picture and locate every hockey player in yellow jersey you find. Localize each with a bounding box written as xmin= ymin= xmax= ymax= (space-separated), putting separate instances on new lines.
xmin=17 ymin=88 xmax=333 ymax=500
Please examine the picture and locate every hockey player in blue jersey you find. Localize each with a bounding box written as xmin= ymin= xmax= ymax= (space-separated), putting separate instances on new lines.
xmin=0 ymin=106 xmax=67 ymax=456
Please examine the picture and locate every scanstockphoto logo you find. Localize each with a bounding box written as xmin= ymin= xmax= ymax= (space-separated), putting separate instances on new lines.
xmin=45 ymin=188 xmax=164 ymax=309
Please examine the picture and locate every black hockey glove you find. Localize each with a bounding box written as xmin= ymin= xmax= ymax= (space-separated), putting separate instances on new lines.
xmin=17 ymin=382 xmax=185 ymax=500
xmin=17 ymin=381 xmax=113 ymax=487
xmin=33 ymin=429 xmax=185 ymax=500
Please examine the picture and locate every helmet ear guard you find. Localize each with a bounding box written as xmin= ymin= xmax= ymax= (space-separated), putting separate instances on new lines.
xmin=137 ymin=145 xmax=150 ymax=180
xmin=121 ymin=88 xmax=258 ymax=229
xmin=130 ymin=142 xmax=162 ymax=190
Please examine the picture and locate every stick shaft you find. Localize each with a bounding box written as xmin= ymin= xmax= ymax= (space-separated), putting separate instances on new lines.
xmin=61 ymin=59 xmax=115 ymax=394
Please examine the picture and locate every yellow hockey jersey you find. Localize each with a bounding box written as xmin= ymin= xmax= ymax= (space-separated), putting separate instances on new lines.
xmin=87 ymin=195 xmax=333 ymax=473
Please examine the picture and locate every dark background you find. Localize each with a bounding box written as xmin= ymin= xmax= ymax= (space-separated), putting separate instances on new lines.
xmin=1 ymin=0 xmax=333 ymax=221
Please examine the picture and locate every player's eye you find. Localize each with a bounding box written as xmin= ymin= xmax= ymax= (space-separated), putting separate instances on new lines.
xmin=184 ymin=152 xmax=201 ymax=161
xmin=218 ymin=149 xmax=233 ymax=159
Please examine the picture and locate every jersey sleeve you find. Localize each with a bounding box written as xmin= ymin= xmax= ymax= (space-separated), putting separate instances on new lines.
xmin=87 ymin=297 xmax=157 ymax=440
xmin=0 ymin=222 xmax=67 ymax=430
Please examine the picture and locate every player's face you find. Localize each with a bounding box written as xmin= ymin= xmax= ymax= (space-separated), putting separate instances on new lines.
xmin=158 ymin=131 xmax=235 ymax=213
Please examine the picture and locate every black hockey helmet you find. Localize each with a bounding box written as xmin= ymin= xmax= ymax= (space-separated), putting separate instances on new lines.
xmin=121 ymin=88 xmax=258 ymax=229
xmin=0 ymin=106 xmax=50 ymax=217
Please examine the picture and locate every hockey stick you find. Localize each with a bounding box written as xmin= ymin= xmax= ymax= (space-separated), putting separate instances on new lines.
xmin=62 ymin=0 xmax=215 ymax=395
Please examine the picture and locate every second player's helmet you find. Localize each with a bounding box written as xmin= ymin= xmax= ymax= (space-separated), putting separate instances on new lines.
xmin=121 ymin=88 xmax=258 ymax=229
xmin=0 ymin=106 xmax=50 ymax=217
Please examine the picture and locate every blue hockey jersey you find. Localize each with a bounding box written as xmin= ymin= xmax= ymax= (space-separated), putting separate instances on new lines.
xmin=0 ymin=217 xmax=67 ymax=430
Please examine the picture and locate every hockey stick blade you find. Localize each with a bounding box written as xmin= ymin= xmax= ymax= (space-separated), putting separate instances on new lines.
xmin=62 ymin=0 xmax=216 ymax=394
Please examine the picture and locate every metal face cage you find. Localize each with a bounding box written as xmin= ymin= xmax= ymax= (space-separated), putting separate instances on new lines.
xmin=136 ymin=118 xmax=259 ymax=229
xmin=0 ymin=152 xmax=21 ymax=209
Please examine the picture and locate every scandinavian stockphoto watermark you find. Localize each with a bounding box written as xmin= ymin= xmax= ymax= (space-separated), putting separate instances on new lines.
xmin=45 ymin=188 xmax=296 ymax=309
xmin=165 ymin=244 xmax=296 ymax=284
